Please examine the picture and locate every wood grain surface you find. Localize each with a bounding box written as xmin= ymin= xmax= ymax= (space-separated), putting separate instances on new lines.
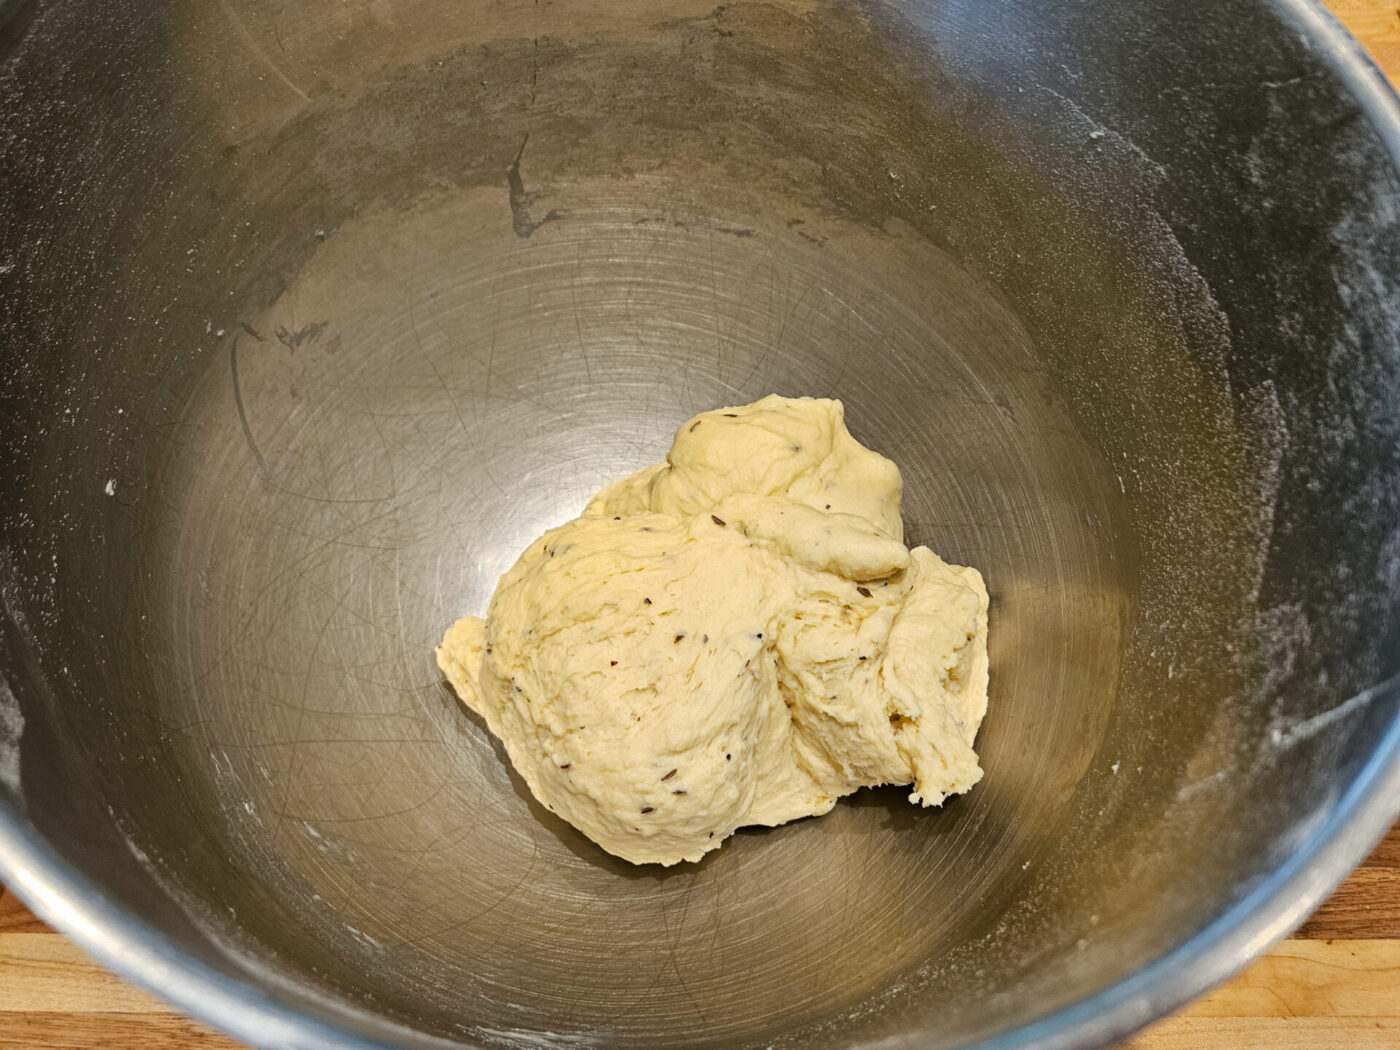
xmin=2 ymin=1 xmax=1399 ymax=1046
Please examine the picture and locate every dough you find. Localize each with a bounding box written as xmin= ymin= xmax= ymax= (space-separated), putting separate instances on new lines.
xmin=437 ymin=395 xmax=989 ymax=865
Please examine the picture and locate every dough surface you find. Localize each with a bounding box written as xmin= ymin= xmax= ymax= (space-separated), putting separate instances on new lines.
xmin=437 ymin=395 xmax=989 ymax=865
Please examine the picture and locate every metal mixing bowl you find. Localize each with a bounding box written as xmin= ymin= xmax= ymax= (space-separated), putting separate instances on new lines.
xmin=1 ymin=0 xmax=1398 ymax=1047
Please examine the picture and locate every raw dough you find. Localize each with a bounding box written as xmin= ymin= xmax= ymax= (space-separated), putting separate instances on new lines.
xmin=437 ymin=395 xmax=989 ymax=865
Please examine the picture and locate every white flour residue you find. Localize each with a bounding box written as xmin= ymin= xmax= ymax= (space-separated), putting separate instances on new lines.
xmin=300 ymin=820 xmax=359 ymax=863
xmin=0 ymin=554 xmax=33 ymax=796
xmin=0 ymin=677 xmax=22 ymax=792
xmin=1037 ymin=84 xmax=1169 ymax=184
xmin=473 ymin=1027 xmax=609 ymax=1049
xmin=1238 ymin=379 xmax=1287 ymax=603
xmin=1269 ymin=672 xmax=1397 ymax=750
xmin=1255 ymin=602 xmax=1311 ymax=720
xmin=1378 ymin=526 xmax=1400 ymax=593
xmin=1174 ymin=768 xmax=1228 ymax=803
xmin=346 ymin=925 xmax=384 ymax=953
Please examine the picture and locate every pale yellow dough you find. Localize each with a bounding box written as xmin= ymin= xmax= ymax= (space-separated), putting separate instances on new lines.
xmin=437 ymin=395 xmax=989 ymax=865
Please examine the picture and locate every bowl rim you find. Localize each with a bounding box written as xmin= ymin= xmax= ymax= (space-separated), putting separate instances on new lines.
xmin=1 ymin=0 xmax=1399 ymax=1047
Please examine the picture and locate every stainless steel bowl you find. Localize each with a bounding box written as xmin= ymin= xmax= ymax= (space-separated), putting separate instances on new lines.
xmin=1 ymin=1 xmax=1398 ymax=1047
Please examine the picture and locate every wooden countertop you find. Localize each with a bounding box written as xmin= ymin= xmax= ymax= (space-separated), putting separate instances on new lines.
xmin=2 ymin=1 xmax=1399 ymax=1047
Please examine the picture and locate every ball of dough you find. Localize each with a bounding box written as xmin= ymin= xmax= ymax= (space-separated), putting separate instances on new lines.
xmin=437 ymin=395 xmax=989 ymax=865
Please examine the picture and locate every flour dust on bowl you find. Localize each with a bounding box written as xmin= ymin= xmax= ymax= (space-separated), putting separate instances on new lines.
xmin=0 ymin=1 xmax=1398 ymax=1048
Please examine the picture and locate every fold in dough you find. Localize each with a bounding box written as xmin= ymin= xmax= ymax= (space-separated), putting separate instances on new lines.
xmin=437 ymin=394 xmax=989 ymax=865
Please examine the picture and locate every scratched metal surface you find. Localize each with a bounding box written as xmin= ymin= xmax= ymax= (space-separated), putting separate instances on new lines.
xmin=0 ymin=0 xmax=1399 ymax=1048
